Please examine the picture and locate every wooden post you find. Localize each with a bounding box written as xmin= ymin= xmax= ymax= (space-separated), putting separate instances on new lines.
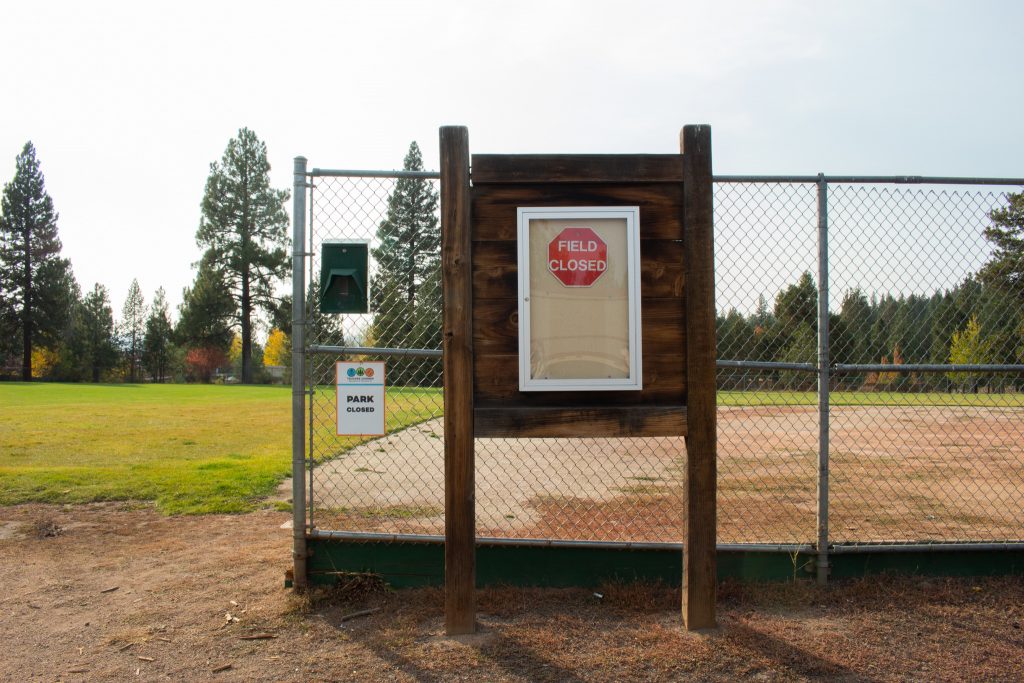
xmin=440 ymin=125 xmax=476 ymax=635
xmin=681 ymin=124 xmax=717 ymax=630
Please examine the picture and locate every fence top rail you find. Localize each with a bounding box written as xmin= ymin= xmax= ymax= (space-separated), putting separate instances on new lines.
xmin=307 ymin=344 xmax=442 ymax=358
xmin=309 ymin=168 xmax=441 ymax=179
xmin=714 ymin=174 xmax=1024 ymax=186
xmin=307 ymin=168 xmax=1023 ymax=186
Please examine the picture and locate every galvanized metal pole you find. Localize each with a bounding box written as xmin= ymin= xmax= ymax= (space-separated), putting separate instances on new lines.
xmin=816 ymin=174 xmax=830 ymax=585
xmin=291 ymin=157 xmax=309 ymax=590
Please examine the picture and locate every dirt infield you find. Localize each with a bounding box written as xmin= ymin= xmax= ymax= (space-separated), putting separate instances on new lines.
xmin=2 ymin=503 xmax=1023 ymax=681
xmin=307 ymin=405 xmax=1024 ymax=544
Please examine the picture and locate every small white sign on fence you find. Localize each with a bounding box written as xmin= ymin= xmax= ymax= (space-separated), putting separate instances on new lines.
xmin=336 ymin=362 xmax=386 ymax=436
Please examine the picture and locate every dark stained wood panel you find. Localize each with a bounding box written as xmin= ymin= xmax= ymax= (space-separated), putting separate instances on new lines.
xmin=475 ymin=405 xmax=687 ymax=438
xmin=471 ymin=299 xmax=520 ymax=354
xmin=472 ymin=154 xmax=685 ymax=184
xmin=472 ymin=183 xmax=684 ymax=241
xmin=640 ymin=240 xmax=686 ymax=298
xmin=472 ymin=240 xmax=684 ymax=301
xmin=471 ymin=241 xmax=518 ymax=300
xmin=642 ymin=298 xmax=687 ymax=356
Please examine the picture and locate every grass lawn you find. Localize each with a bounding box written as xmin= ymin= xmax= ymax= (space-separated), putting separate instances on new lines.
xmin=0 ymin=383 xmax=440 ymax=514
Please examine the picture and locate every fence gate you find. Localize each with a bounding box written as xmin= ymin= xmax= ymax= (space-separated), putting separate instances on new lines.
xmin=290 ymin=148 xmax=1024 ymax=592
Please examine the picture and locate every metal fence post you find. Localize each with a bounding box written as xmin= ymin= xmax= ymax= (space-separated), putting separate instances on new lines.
xmin=816 ymin=173 xmax=830 ymax=585
xmin=291 ymin=156 xmax=309 ymax=590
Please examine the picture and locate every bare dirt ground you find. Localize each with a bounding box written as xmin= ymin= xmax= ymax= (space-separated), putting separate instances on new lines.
xmin=2 ymin=502 xmax=1024 ymax=682
xmin=306 ymin=405 xmax=1024 ymax=544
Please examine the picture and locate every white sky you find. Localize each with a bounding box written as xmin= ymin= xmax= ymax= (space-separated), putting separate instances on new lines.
xmin=1 ymin=0 xmax=1022 ymax=322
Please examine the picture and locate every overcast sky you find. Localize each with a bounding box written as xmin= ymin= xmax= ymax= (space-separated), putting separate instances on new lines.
xmin=1 ymin=1 xmax=1022 ymax=321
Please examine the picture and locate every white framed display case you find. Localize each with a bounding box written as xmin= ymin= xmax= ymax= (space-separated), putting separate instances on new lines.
xmin=516 ymin=206 xmax=643 ymax=391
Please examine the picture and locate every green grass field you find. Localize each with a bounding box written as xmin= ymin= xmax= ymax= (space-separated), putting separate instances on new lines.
xmin=0 ymin=383 xmax=440 ymax=514
xmin=1 ymin=383 xmax=1017 ymax=516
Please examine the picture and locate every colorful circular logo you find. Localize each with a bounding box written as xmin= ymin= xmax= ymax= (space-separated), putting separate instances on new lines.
xmin=347 ymin=368 xmax=356 ymax=377
xmin=365 ymin=368 xmax=374 ymax=378
xmin=356 ymin=367 xmax=365 ymax=376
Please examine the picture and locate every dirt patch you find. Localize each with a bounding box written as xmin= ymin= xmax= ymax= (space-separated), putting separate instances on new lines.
xmin=1 ymin=503 xmax=1022 ymax=681
xmin=0 ymin=519 xmax=25 ymax=540
xmin=296 ymin=405 xmax=1024 ymax=544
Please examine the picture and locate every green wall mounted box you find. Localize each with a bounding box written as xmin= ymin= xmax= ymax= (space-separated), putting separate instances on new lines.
xmin=319 ymin=241 xmax=369 ymax=314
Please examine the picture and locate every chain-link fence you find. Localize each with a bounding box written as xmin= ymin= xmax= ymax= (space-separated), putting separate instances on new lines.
xmin=303 ymin=171 xmax=445 ymax=537
xmin=716 ymin=175 xmax=1024 ymax=555
xmin=295 ymin=165 xmax=1024 ymax=556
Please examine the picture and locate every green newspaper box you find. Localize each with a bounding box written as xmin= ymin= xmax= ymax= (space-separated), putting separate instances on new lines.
xmin=319 ymin=241 xmax=369 ymax=314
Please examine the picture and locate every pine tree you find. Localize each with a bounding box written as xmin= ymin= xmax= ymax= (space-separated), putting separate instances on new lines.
xmin=70 ymin=284 xmax=118 ymax=382
xmin=0 ymin=142 xmax=75 ymax=380
xmin=837 ymin=288 xmax=873 ymax=365
xmin=143 ymin=287 xmax=174 ymax=382
xmin=120 ymin=279 xmax=146 ymax=382
xmin=774 ymin=272 xmax=817 ymax=334
xmin=176 ymin=253 xmax=234 ymax=355
xmin=370 ymin=142 xmax=440 ymax=386
xmin=980 ymin=190 xmax=1024 ymax=296
xmin=268 ymin=294 xmax=292 ymax=336
xmin=196 ymin=128 xmax=289 ymax=384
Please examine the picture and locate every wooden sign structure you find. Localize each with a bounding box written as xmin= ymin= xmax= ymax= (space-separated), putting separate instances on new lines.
xmin=440 ymin=125 xmax=716 ymax=634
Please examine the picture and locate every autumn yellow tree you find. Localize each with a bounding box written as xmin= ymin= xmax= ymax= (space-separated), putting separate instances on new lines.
xmin=263 ymin=328 xmax=289 ymax=367
xmin=228 ymin=333 xmax=242 ymax=366
xmin=30 ymin=346 xmax=60 ymax=378
xmin=947 ymin=315 xmax=993 ymax=392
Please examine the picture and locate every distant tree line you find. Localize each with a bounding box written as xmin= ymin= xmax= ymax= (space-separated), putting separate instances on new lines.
xmin=0 ymin=135 xmax=444 ymax=386
xmin=0 ymin=133 xmax=293 ymax=384
xmin=718 ymin=191 xmax=1024 ymax=393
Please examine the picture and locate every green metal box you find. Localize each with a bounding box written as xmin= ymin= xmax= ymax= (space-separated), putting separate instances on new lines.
xmin=319 ymin=241 xmax=369 ymax=314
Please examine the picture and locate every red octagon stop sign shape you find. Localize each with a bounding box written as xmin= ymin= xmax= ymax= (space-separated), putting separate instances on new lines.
xmin=548 ymin=227 xmax=608 ymax=287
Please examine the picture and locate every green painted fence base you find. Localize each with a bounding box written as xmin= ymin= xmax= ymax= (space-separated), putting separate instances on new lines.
xmin=305 ymin=538 xmax=1024 ymax=588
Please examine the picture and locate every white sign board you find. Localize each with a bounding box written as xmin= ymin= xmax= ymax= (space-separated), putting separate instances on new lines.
xmin=336 ymin=362 xmax=386 ymax=436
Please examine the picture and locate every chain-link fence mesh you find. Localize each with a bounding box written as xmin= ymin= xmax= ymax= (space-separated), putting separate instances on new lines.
xmin=715 ymin=182 xmax=820 ymax=544
xmin=302 ymin=170 xmax=1024 ymax=548
xmin=827 ymin=184 xmax=1024 ymax=544
xmin=307 ymin=175 xmax=445 ymax=535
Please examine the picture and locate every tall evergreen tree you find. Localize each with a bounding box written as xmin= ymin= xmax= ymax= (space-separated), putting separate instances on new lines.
xmin=196 ymin=128 xmax=289 ymax=384
xmin=268 ymin=294 xmax=292 ymax=336
xmin=69 ymin=284 xmax=118 ymax=382
xmin=774 ymin=272 xmax=817 ymax=334
xmin=120 ymin=278 xmax=146 ymax=382
xmin=0 ymin=142 xmax=75 ymax=380
xmin=176 ymin=253 xmax=234 ymax=354
xmin=143 ymin=287 xmax=174 ymax=382
xmin=979 ymin=190 xmax=1024 ymax=296
xmin=370 ymin=142 xmax=440 ymax=386
xmin=717 ymin=308 xmax=753 ymax=361
xmin=836 ymin=288 xmax=873 ymax=365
